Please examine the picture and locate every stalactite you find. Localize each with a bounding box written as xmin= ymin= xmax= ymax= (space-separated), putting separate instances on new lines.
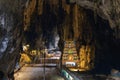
xmin=23 ymin=0 xmax=36 ymax=31
xmin=79 ymin=44 xmax=95 ymax=71
xmin=73 ymin=4 xmax=79 ymax=40
xmin=110 ymin=0 xmax=120 ymax=39
xmin=38 ymin=0 xmax=43 ymax=15
xmin=62 ymin=0 xmax=70 ymax=14
xmin=93 ymin=1 xmax=97 ymax=24
xmin=69 ymin=4 xmax=74 ymax=40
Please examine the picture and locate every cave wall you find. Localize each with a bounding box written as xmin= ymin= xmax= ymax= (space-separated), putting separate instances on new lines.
xmin=84 ymin=8 xmax=120 ymax=73
xmin=65 ymin=0 xmax=120 ymax=73
xmin=70 ymin=0 xmax=120 ymax=39
xmin=0 ymin=1 xmax=120 ymax=79
xmin=0 ymin=0 xmax=25 ymax=79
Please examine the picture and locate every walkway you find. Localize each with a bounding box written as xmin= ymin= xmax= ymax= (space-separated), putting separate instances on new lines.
xmin=14 ymin=64 xmax=64 ymax=80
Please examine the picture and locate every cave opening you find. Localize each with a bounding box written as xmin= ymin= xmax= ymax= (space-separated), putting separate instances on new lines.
xmin=22 ymin=2 xmax=119 ymax=74
xmin=85 ymin=9 xmax=117 ymax=74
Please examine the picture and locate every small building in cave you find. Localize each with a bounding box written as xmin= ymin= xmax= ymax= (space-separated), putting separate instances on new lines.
xmin=62 ymin=40 xmax=95 ymax=71
xmin=62 ymin=41 xmax=79 ymax=70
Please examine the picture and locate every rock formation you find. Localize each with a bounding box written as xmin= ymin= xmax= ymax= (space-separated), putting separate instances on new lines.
xmin=0 ymin=0 xmax=120 ymax=79
xmin=0 ymin=0 xmax=24 ymax=79
xmin=70 ymin=0 xmax=120 ymax=39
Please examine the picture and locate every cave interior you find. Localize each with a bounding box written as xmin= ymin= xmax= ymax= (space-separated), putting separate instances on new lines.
xmin=0 ymin=0 xmax=120 ymax=79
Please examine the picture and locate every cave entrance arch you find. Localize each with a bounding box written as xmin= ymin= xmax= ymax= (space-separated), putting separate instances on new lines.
xmin=22 ymin=0 xmax=117 ymax=74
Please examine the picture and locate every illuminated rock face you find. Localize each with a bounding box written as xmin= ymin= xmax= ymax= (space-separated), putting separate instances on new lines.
xmin=70 ymin=0 xmax=120 ymax=39
xmin=79 ymin=45 xmax=95 ymax=71
xmin=23 ymin=0 xmax=95 ymax=47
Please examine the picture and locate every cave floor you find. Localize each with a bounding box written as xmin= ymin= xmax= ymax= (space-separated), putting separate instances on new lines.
xmin=14 ymin=65 xmax=65 ymax=80
xmin=14 ymin=64 xmax=107 ymax=80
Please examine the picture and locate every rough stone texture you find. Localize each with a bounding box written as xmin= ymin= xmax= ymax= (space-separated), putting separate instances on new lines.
xmin=0 ymin=14 xmax=22 ymax=79
xmin=0 ymin=0 xmax=120 ymax=79
xmin=0 ymin=0 xmax=25 ymax=79
xmin=23 ymin=0 xmax=120 ymax=74
xmin=70 ymin=0 xmax=120 ymax=39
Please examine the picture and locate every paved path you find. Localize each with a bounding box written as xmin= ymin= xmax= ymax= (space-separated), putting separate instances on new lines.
xmin=14 ymin=65 xmax=65 ymax=80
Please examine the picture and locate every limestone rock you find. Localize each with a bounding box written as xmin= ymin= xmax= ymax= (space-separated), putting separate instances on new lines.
xmin=106 ymin=69 xmax=120 ymax=80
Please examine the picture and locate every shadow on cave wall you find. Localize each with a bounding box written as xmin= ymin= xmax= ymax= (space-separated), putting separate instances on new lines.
xmin=86 ymin=9 xmax=120 ymax=74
